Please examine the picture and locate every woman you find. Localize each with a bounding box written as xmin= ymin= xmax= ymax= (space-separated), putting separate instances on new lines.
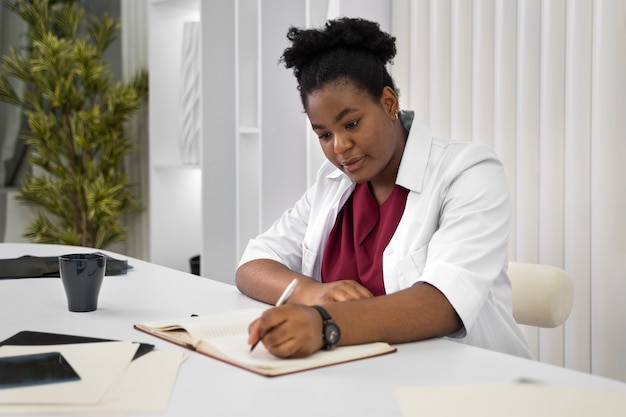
xmin=236 ymin=17 xmax=531 ymax=359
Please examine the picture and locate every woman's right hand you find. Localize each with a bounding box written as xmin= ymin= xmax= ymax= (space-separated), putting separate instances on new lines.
xmin=247 ymin=304 xmax=325 ymax=358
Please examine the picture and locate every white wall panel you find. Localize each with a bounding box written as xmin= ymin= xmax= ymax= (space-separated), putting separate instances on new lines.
xmin=589 ymin=0 xmax=626 ymax=382
xmin=450 ymin=0 xmax=473 ymax=140
xmin=260 ymin=0 xmax=308 ymax=230
xmin=235 ymin=0 xmax=262 ymax=260
xmin=514 ymin=0 xmax=542 ymax=358
xmin=564 ymin=0 xmax=593 ymax=374
xmin=493 ymin=0 xmax=518 ymax=256
xmin=471 ymin=0 xmax=495 ymax=147
xmin=515 ymin=1 xmax=541 ymax=278
xmin=538 ymin=0 xmax=566 ymax=366
xmin=409 ymin=0 xmax=431 ymax=121
xmin=429 ymin=0 xmax=451 ymax=137
xmin=202 ymin=0 xmax=237 ymax=280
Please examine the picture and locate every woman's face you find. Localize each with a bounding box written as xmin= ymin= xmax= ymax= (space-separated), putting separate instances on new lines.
xmin=305 ymin=81 xmax=404 ymax=186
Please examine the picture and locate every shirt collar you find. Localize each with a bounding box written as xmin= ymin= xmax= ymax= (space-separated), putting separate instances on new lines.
xmin=396 ymin=110 xmax=432 ymax=193
xmin=324 ymin=110 xmax=433 ymax=193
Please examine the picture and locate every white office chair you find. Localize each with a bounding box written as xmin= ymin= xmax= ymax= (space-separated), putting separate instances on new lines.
xmin=507 ymin=262 xmax=574 ymax=328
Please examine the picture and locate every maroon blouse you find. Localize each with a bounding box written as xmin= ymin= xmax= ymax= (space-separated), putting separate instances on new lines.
xmin=321 ymin=183 xmax=410 ymax=296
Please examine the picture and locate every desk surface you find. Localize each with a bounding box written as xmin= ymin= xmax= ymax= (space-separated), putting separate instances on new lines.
xmin=1 ymin=243 xmax=625 ymax=417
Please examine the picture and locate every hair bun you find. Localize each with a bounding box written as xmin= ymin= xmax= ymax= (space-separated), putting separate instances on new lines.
xmin=282 ymin=17 xmax=396 ymax=75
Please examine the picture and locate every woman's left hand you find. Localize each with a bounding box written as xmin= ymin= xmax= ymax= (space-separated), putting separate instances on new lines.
xmin=248 ymin=304 xmax=325 ymax=358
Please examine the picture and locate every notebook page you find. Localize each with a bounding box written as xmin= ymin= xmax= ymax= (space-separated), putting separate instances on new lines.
xmin=139 ymin=308 xmax=265 ymax=344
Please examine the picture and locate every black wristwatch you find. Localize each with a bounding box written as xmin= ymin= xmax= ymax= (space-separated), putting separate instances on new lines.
xmin=311 ymin=305 xmax=341 ymax=350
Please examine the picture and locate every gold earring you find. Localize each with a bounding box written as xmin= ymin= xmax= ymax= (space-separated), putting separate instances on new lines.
xmin=393 ymin=110 xmax=399 ymax=120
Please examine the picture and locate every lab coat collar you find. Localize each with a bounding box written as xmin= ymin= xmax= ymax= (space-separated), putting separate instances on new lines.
xmin=323 ymin=110 xmax=433 ymax=194
xmin=396 ymin=111 xmax=432 ymax=194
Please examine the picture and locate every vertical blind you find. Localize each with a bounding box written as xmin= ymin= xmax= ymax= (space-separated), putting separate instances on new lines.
xmin=392 ymin=0 xmax=626 ymax=382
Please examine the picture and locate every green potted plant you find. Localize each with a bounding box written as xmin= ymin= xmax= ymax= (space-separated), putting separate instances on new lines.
xmin=0 ymin=0 xmax=148 ymax=248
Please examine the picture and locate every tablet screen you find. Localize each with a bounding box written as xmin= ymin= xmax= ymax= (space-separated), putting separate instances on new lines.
xmin=0 ymin=352 xmax=80 ymax=390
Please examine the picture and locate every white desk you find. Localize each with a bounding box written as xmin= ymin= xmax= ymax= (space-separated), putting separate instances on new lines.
xmin=1 ymin=243 xmax=625 ymax=416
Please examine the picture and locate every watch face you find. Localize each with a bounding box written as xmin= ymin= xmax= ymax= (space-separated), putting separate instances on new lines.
xmin=324 ymin=322 xmax=341 ymax=347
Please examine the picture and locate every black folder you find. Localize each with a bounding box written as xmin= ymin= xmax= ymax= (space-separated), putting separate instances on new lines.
xmin=0 ymin=331 xmax=154 ymax=361
xmin=0 ymin=254 xmax=132 ymax=279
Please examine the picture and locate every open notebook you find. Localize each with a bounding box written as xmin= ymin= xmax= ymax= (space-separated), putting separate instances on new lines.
xmin=134 ymin=308 xmax=396 ymax=377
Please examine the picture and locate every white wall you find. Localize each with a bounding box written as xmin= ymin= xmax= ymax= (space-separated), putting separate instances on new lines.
xmin=0 ymin=189 xmax=33 ymax=243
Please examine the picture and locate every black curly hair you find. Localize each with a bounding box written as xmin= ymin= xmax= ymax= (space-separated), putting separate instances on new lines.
xmin=280 ymin=17 xmax=398 ymax=109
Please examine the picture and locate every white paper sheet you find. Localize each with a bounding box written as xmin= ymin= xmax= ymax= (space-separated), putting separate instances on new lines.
xmin=0 ymin=342 xmax=138 ymax=405
xmin=396 ymin=382 xmax=626 ymax=417
xmin=0 ymin=348 xmax=185 ymax=414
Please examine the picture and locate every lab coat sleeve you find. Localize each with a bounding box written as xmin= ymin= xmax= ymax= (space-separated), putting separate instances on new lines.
xmin=238 ymin=183 xmax=316 ymax=273
xmin=418 ymin=143 xmax=511 ymax=335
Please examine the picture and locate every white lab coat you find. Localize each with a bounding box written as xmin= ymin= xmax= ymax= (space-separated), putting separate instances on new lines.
xmin=240 ymin=112 xmax=532 ymax=358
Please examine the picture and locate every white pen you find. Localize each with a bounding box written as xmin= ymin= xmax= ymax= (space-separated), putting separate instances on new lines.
xmin=274 ymin=278 xmax=299 ymax=306
xmin=249 ymin=278 xmax=299 ymax=352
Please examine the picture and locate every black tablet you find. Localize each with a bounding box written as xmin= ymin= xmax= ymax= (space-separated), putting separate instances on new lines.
xmin=0 ymin=351 xmax=80 ymax=390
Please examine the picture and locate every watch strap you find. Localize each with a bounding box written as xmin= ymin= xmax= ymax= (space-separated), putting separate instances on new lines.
xmin=311 ymin=305 xmax=340 ymax=350
xmin=311 ymin=305 xmax=331 ymax=321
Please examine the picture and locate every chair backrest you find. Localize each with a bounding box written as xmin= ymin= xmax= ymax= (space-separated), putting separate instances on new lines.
xmin=507 ymin=262 xmax=574 ymax=328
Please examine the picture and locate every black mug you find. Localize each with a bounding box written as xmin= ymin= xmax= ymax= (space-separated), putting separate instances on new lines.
xmin=59 ymin=253 xmax=106 ymax=312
